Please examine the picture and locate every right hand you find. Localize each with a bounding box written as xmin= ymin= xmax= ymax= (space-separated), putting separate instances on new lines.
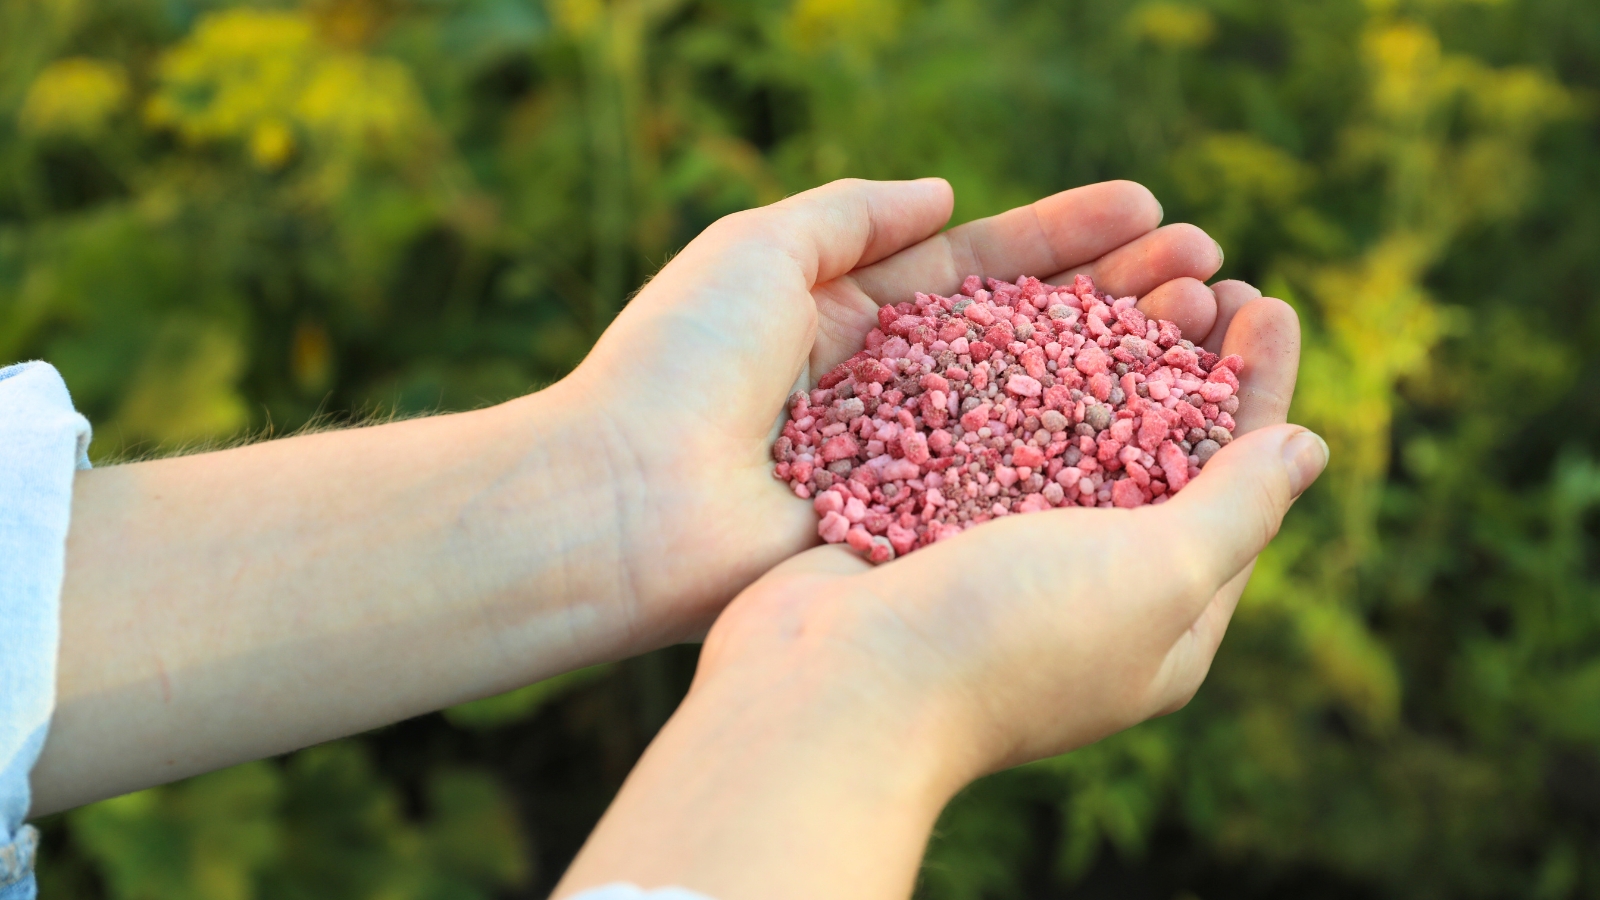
xmin=690 ymin=282 xmax=1322 ymax=778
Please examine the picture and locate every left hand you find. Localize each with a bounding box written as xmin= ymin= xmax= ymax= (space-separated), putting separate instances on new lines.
xmin=550 ymin=177 xmax=1232 ymax=648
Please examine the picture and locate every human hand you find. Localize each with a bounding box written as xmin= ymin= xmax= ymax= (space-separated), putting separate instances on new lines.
xmin=690 ymin=280 xmax=1317 ymax=775
xmin=553 ymin=275 xmax=1314 ymax=900
xmin=552 ymin=177 xmax=1233 ymax=651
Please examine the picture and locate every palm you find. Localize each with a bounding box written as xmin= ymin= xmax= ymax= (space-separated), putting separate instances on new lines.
xmin=574 ymin=179 xmax=1244 ymax=640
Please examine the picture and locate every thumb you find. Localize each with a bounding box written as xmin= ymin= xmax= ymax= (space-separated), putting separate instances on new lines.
xmin=661 ymin=177 xmax=956 ymax=294
xmin=1154 ymin=424 xmax=1329 ymax=595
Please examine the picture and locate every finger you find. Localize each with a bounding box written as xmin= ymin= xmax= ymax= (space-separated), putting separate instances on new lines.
xmin=810 ymin=182 xmax=1165 ymax=377
xmin=845 ymin=426 xmax=1321 ymax=680
xmin=611 ymin=178 xmax=953 ymax=407
xmin=1200 ymin=280 xmax=1262 ymax=354
xmin=1047 ymin=224 xmax=1224 ymax=299
xmin=1220 ymin=297 xmax=1300 ymax=434
xmin=1135 ymin=277 xmax=1217 ymax=342
xmin=655 ymin=177 xmax=955 ymax=304
xmin=847 ymin=181 xmax=1164 ymax=305
xmin=761 ymin=177 xmax=958 ymax=284
xmin=1156 ymin=423 xmax=1328 ymax=599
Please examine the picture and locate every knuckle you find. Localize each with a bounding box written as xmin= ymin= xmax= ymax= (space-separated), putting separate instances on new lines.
xmin=707 ymin=207 xmax=785 ymax=249
xmin=713 ymin=206 xmax=764 ymax=233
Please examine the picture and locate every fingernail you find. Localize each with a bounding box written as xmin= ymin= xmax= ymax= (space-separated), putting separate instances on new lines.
xmin=1282 ymin=430 xmax=1329 ymax=498
xmin=1213 ymin=240 xmax=1225 ymax=268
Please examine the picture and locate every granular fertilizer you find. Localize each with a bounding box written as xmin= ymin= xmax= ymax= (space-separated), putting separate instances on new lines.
xmin=771 ymin=275 xmax=1242 ymax=563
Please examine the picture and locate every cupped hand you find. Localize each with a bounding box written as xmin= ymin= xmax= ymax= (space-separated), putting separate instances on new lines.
xmin=689 ymin=283 xmax=1322 ymax=778
xmin=560 ymin=177 xmax=1229 ymax=648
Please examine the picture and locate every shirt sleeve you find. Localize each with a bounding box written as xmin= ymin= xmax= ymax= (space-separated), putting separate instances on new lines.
xmin=0 ymin=362 xmax=91 ymax=900
xmin=566 ymin=886 xmax=718 ymax=900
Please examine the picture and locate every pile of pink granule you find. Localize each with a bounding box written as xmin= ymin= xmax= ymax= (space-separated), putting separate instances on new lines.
xmin=771 ymin=274 xmax=1243 ymax=563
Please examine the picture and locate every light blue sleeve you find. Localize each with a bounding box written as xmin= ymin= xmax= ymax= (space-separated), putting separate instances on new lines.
xmin=567 ymin=886 xmax=717 ymax=900
xmin=0 ymin=362 xmax=91 ymax=900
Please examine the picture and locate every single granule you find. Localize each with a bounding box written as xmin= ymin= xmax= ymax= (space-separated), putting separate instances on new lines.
xmin=772 ymin=275 xmax=1243 ymax=563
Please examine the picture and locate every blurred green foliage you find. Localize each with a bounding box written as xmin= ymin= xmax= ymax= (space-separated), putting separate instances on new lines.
xmin=444 ymin=666 xmax=611 ymax=731
xmin=6 ymin=0 xmax=1600 ymax=896
xmin=64 ymin=747 xmax=528 ymax=900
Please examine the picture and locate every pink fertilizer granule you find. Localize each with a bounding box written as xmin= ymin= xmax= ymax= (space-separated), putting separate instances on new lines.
xmin=771 ymin=275 xmax=1242 ymax=563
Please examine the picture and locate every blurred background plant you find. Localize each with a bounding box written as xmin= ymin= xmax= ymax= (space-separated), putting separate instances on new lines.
xmin=5 ymin=0 xmax=1600 ymax=896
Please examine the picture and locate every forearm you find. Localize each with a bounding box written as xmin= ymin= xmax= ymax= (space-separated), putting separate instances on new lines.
xmin=30 ymin=382 xmax=647 ymax=815
xmin=555 ymin=656 xmax=963 ymax=900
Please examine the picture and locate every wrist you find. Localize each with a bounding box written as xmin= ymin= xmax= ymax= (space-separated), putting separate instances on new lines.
xmin=447 ymin=382 xmax=656 ymax=676
xmin=691 ymin=584 xmax=984 ymax=803
xmin=688 ymin=646 xmax=971 ymax=807
xmin=518 ymin=365 xmax=819 ymax=650
xmin=558 ymin=619 xmax=968 ymax=900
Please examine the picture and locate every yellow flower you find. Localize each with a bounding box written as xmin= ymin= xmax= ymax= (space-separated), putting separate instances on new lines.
xmin=145 ymin=8 xmax=432 ymax=171
xmin=787 ymin=0 xmax=899 ymax=53
xmin=249 ymin=119 xmax=297 ymax=169
xmin=1127 ymin=3 xmax=1215 ymax=49
xmin=550 ymin=0 xmax=604 ymax=36
xmin=18 ymin=57 xmax=129 ymax=137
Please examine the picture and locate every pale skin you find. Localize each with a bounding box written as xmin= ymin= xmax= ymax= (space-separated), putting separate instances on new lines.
xmin=31 ymin=179 xmax=1324 ymax=900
